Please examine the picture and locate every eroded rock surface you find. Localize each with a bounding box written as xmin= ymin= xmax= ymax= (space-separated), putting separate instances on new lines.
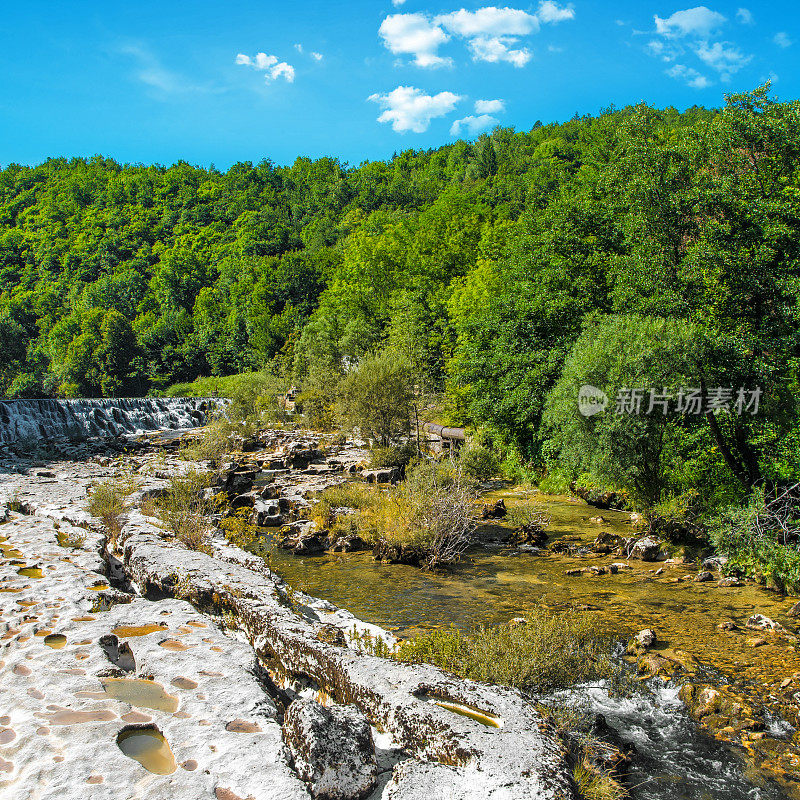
xmin=0 ymin=443 xmax=576 ymax=800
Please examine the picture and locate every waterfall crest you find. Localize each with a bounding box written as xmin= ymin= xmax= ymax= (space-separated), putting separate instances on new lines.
xmin=0 ymin=397 xmax=214 ymax=445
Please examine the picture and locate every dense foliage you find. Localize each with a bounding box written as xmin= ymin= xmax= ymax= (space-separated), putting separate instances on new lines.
xmin=3 ymin=85 xmax=799 ymax=513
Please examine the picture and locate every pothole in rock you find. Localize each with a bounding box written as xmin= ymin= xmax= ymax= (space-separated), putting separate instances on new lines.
xmin=17 ymin=567 xmax=44 ymax=579
xmin=111 ymin=623 xmax=168 ymax=637
xmin=415 ymin=693 xmax=503 ymax=729
xmin=44 ymin=634 xmax=67 ymax=649
xmin=116 ymin=726 xmax=177 ymax=774
xmin=102 ymin=679 xmax=179 ymax=713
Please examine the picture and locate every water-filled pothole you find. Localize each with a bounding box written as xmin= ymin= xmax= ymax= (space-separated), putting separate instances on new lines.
xmin=111 ymin=623 xmax=168 ymax=637
xmin=44 ymin=634 xmax=67 ymax=649
xmin=417 ymin=694 xmax=502 ymax=728
xmin=18 ymin=567 xmax=44 ymax=579
xmin=116 ymin=726 xmax=177 ymax=774
xmin=102 ymin=679 xmax=179 ymax=713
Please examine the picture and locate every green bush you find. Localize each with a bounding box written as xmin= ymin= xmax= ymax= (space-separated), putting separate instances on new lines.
xmin=459 ymin=445 xmax=499 ymax=482
xmin=709 ymin=487 xmax=800 ymax=592
xmin=405 ymin=457 xmax=458 ymax=492
xmin=394 ymin=609 xmax=614 ymax=692
xmin=370 ymin=442 xmax=417 ymax=470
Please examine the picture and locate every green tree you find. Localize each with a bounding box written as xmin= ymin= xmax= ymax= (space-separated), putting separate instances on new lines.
xmin=338 ymin=349 xmax=414 ymax=447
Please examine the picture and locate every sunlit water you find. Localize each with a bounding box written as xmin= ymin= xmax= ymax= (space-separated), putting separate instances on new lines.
xmin=248 ymin=489 xmax=795 ymax=799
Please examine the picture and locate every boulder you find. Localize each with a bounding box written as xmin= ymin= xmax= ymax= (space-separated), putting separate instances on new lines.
xmin=629 ymin=536 xmax=661 ymax=562
xmin=481 ymin=499 xmax=507 ymax=519
xmin=592 ymin=531 xmax=624 ymax=554
xmin=329 ymin=535 xmax=371 ymax=553
xmin=746 ymin=614 xmax=786 ymax=633
xmin=511 ymin=525 xmax=548 ymax=547
xmin=283 ymin=699 xmax=378 ymax=800
xmin=694 ymin=571 xmax=714 ymax=582
xmin=361 ymin=468 xmax=400 ymax=484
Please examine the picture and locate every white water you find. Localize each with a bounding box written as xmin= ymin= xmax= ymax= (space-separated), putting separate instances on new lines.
xmin=547 ymin=681 xmax=787 ymax=800
xmin=0 ymin=397 xmax=214 ymax=445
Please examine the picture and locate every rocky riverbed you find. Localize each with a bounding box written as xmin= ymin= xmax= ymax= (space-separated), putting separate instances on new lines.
xmin=0 ymin=434 xmax=577 ymax=800
xmin=4 ymin=428 xmax=800 ymax=798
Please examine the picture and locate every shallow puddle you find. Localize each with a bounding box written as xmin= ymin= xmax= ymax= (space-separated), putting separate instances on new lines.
xmin=111 ymin=624 xmax=168 ymax=637
xmin=17 ymin=567 xmax=44 ymax=579
xmin=102 ymin=679 xmax=179 ymax=713
xmin=116 ymin=727 xmax=176 ymax=774
xmin=44 ymin=634 xmax=67 ymax=649
xmin=427 ymin=698 xmax=502 ymax=728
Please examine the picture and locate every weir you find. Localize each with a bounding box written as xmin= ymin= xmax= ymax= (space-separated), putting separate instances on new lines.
xmin=0 ymin=397 xmax=215 ymax=445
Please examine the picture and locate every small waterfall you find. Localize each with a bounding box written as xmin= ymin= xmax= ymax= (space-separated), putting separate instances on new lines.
xmin=0 ymin=397 xmax=216 ymax=445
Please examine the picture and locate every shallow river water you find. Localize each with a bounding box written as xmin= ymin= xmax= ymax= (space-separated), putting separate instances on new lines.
xmin=248 ymin=487 xmax=798 ymax=799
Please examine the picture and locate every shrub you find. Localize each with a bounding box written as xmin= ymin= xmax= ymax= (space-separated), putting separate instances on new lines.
xmin=710 ymin=484 xmax=800 ymax=592
xmin=394 ymin=608 xmax=613 ymax=692
xmin=647 ymin=491 xmax=705 ymax=545
xmin=370 ymin=442 xmax=417 ymax=471
xmin=506 ymin=502 xmax=551 ymax=531
xmin=152 ymin=471 xmax=221 ymax=555
xmin=368 ymin=481 xmax=477 ymax=569
xmin=405 ymin=457 xmax=458 ymax=492
xmin=459 ymin=445 xmax=499 ymax=482
xmin=309 ymin=482 xmax=380 ymax=533
xmin=87 ymin=476 xmax=138 ymax=540
xmin=337 ymin=348 xmax=414 ymax=446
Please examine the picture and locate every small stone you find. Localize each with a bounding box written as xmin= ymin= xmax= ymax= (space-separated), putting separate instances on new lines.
xmin=694 ymin=571 xmax=713 ymax=582
xmin=718 ymin=621 xmax=737 ymax=631
xmin=747 ymin=637 xmax=768 ymax=648
xmin=781 ymin=678 xmax=793 ymax=689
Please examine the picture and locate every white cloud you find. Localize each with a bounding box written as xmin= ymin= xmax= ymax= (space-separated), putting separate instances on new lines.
xmin=236 ymin=52 xmax=295 ymax=83
xmin=655 ymin=7 xmax=726 ymax=38
xmin=695 ymin=40 xmax=751 ymax=78
xmin=392 ymin=0 xmax=407 ymax=5
xmin=294 ymin=43 xmax=303 ymax=53
xmin=647 ymin=39 xmax=680 ymax=61
xmin=379 ymin=5 xmax=575 ymax=69
xmin=774 ymin=31 xmax=792 ymax=48
xmin=435 ymin=7 xmax=539 ymax=37
xmin=736 ymin=8 xmax=754 ymax=25
xmin=537 ymin=1 xmax=575 ymax=24
xmin=467 ymin=35 xmax=531 ymax=66
xmin=379 ymin=13 xmax=452 ymax=68
xmin=475 ymin=98 xmax=504 ymax=113
xmin=666 ymin=63 xmax=712 ymax=88
xmin=369 ymin=85 xmax=462 ymax=133
xmin=311 ymin=52 xmax=323 ymax=61
xmin=450 ymin=114 xmax=499 ymax=136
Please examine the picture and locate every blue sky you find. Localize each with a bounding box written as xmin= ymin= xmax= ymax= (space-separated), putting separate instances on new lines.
xmin=1 ymin=1 xmax=797 ymax=169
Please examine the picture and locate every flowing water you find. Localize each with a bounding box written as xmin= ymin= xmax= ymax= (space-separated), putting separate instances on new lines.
xmin=249 ymin=488 xmax=797 ymax=799
xmin=0 ymin=397 xmax=214 ymax=445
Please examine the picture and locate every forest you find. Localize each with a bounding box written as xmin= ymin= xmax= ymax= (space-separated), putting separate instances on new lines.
xmin=2 ymin=85 xmax=799 ymax=532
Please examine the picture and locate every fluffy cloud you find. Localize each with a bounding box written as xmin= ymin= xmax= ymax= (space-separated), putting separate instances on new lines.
xmin=311 ymin=52 xmax=323 ymax=61
xmin=647 ymin=6 xmax=753 ymax=87
xmin=236 ymin=52 xmax=295 ymax=82
xmin=695 ymin=40 xmax=751 ymax=77
xmin=450 ymin=114 xmax=498 ymax=136
xmin=666 ymin=63 xmax=712 ymax=89
xmin=379 ymin=3 xmax=575 ymax=68
xmin=537 ymin=1 xmax=575 ymax=24
xmin=474 ymin=98 xmax=505 ymax=113
xmin=655 ymin=6 xmax=726 ymax=38
xmin=379 ymin=13 xmax=452 ymax=68
xmin=435 ymin=7 xmax=539 ymax=37
xmin=774 ymin=32 xmax=792 ymax=48
xmin=369 ymin=86 xmax=462 ymax=132
xmin=467 ymin=36 xmax=531 ymax=66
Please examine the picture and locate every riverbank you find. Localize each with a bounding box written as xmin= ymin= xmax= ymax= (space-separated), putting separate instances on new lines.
xmin=2 ymin=427 xmax=800 ymax=798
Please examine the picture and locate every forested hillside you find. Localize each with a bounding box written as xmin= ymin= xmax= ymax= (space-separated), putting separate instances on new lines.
xmin=2 ymin=85 xmax=800 ymax=510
